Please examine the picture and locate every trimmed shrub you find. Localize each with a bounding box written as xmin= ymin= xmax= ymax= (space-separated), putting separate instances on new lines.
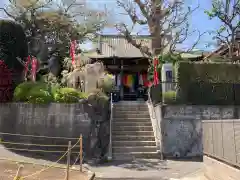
xmin=53 ymin=87 xmax=86 ymax=103
xmin=14 ymin=82 xmax=52 ymax=103
xmin=14 ymin=82 xmax=46 ymax=102
xmin=27 ymin=88 xmax=53 ymax=104
xmin=163 ymin=91 xmax=177 ymax=104
xmin=14 ymin=82 xmax=88 ymax=104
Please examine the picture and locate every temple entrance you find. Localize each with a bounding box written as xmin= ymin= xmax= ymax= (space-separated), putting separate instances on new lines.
xmin=91 ymin=57 xmax=150 ymax=102
xmin=115 ymin=71 xmax=148 ymax=101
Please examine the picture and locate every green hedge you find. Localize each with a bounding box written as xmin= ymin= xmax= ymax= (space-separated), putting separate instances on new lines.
xmin=176 ymin=62 xmax=240 ymax=105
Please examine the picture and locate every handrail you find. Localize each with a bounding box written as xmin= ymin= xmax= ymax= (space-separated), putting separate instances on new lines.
xmin=108 ymin=92 xmax=113 ymax=160
xmin=148 ymin=90 xmax=163 ymax=160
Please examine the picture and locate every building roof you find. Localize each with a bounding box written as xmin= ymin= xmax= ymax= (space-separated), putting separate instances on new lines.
xmin=180 ymin=53 xmax=203 ymax=59
xmin=204 ymin=31 xmax=240 ymax=60
xmin=88 ymin=35 xmax=152 ymax=58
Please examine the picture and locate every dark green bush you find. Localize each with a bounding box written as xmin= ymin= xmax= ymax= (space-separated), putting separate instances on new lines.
xmin=0 ymin=20 xmax=28 ymax=70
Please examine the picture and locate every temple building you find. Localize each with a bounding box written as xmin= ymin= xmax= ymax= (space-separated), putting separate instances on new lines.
xmin=88 ymin=35 xmax=151 ymax=101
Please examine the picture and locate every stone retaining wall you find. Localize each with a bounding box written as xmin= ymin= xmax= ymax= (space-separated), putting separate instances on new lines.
xmin=0 ymin=101 xmax=110 ymax=161
xmin=148 ymin=104 xmax=237 ymax=158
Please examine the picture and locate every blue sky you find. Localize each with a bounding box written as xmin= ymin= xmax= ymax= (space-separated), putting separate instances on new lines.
xmin=0 ymin=0 xmax=222 ymax=51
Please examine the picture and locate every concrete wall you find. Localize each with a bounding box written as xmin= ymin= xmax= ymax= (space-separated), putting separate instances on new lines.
xmin=148 ymin=104 xmax=236 ymax=158
xmin=161 ymin=105 xmax=203 ymax=158
xmin=0 ymin=101 xmax=110 ymax=160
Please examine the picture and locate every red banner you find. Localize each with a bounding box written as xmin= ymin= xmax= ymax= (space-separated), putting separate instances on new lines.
xmin=31 ymin=57 xmax=38 ymax=82
xmin=24 ymin=55 xmax=31 ymax=78
xmin=70 ymin=41 xmax=76 ymax=65
xmin=153 ymin=57 xmax=160 ymax=86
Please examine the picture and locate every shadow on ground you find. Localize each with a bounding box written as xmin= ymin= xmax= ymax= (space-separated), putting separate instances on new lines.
xmin=86 ymin=159 xmax=203 ymax=180
xmin=88 ymin=156 xmax=203 ymax=171
xmin=165 ymin=156 xmax=203 ymax=162
xmin=89 ymin=159 xmax=170 ymax=171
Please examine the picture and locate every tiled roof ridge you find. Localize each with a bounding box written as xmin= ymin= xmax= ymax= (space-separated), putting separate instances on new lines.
xmin=99 ymin=34 xmax=152 ymax=39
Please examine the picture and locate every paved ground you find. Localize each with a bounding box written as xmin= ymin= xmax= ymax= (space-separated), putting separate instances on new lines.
xmin=0 ymin=145 xmax=205 ymax=180
xmin=85 ymin=159 xmax=204 ymax=180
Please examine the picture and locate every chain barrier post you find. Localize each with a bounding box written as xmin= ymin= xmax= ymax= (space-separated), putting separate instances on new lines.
xmin=14 ymin=163 xmax=24 ymax=180
xmin=79 ymin=134 xmax=83 ymax=172
xmin=65 ymin=141 xmax=71 ymax=180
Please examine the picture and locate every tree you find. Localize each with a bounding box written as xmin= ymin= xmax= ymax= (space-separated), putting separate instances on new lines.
xmin=115 ymin=0 xmax=204 ymax=57
xmin=205 ymin=0 xmax=240 ymax=58
xmin=0 ymin=0 xmax=110 ymax=77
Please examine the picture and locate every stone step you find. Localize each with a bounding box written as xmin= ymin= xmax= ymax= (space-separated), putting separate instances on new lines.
xmin=113 ymin=135 xmax=155 ymax=141
xmin=113 ymin=141 xmax=156 ymax=147
xmin=113 ymin=113 xmax=150 ymax=118
xmin=113 ymin=107 xmax=148 ymax=111
xmin=112 ymin=126 xmax=153 ymax=131
xmin=113 ymin=146 xmax=157 ymax=153
xmin=112 ymin=152 xmax=160 ymax=160
xmin=113 ymin=106 xmax=149 ymax=114
xmin=113 ymin=118 xmax=151 ymax=122
xmin=113 ymin=121 xmax=152 ymax=127
xmin=113 ymin=131 xmax=154 ymax=136
xmin=113 ymin=103 xmax=148 ymax=108
xmin=113 ymin=101 xmax=147 ymax=106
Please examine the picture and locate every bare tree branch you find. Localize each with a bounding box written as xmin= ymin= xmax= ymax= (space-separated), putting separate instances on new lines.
xmin=116 ymin=0 xmax=202 ymax=57
xmin=116 ymin=23 xmax=152 ymax=57
xmin=205 ymin=0 xmax=240 ymax=59
xmin=0 ymin=7 xmax=17 ymax=19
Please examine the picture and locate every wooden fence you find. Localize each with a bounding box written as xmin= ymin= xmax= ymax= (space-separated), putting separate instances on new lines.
xmin=202 ymin=119 xmax=240 ymax=166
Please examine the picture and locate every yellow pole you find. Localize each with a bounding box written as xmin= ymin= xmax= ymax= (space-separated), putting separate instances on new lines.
xmin=65 ymin=141 xmax=71 ymax=180
xmin=79 ymin=134 xmax=83 ymax=172
xmin=14 ymin=164 xmax=24 ymax=180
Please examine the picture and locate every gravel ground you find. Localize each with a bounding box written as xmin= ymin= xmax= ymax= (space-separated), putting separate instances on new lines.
xmin=0 ymin=160 xmax=88 ymax=180
xmin=0 ymin=145 xmax=90 ymax=180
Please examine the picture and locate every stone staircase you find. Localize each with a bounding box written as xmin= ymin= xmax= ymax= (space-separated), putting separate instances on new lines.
xmin=112 ymin=101 xmax=158 ymax=160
